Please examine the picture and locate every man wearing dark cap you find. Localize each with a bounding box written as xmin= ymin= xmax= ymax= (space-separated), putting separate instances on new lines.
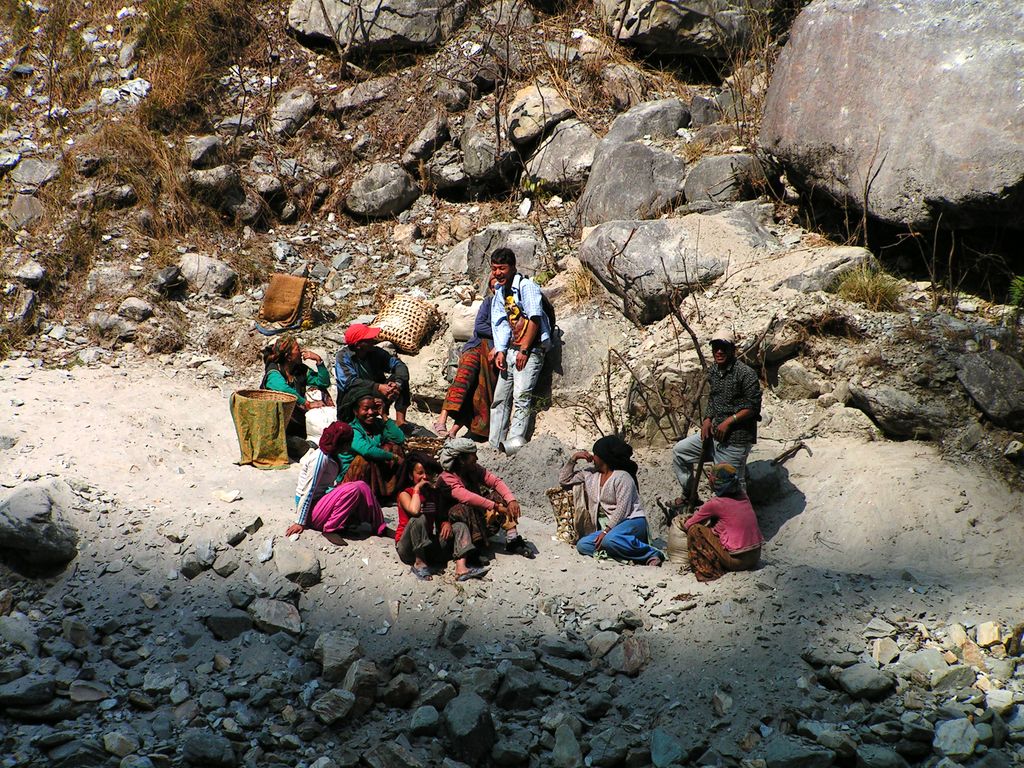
xmin=335 ymin=323 xmax=412 ymax=432
xmin=671 ymin=327 xmax=761 ymax=499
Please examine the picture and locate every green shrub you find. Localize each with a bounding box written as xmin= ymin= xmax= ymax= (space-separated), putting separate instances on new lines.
xmin=834 ymin=265 xmax=902 ymax=311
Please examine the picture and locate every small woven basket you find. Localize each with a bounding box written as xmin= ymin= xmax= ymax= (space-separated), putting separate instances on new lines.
xmin=374 ymin=296 xmax=441 ymax=353
xmin=405 ymin=435 xmax=444 ymax=459
xmin=234 ymin=389 xmax=298 ymax=403
xmin=546 ymin=486 xmax=577 ymax=545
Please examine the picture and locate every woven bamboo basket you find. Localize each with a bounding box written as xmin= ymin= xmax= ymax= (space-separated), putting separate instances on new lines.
xmin=546 ymin=486 xmax=577 ymax=545
xmin=234 ymin=389 xmax=298 ymax=404
xmin=405 ymin=435 xmax=444 ymax=459
xmin=374 ymin=296 xmax=441 ymax=353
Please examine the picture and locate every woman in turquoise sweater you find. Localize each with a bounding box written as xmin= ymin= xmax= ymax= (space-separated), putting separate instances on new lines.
xmin=260 ymin=336 xmax=332 ymax=458
xmin=338 ymin=383 xmax=406 ymax=502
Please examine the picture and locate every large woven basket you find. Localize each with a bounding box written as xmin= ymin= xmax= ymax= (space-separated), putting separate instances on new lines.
xmin=404 ymin=435 xmax=444 ymax=459
xmin=235 ymin=389 xmax=298 ymax=403
xmin=374 ymin=296 xmax=441 ymax=353
xmin=547 ymin=486 xmax=577 ymax=545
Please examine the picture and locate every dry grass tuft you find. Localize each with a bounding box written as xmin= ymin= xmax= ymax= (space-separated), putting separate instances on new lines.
xmin=137 ymin=0 xmax=256 ymax=129
xmin=564 ymin=262 xmax=596 ymax=308
xmin=834 ymin=265 xmax=902 ymax=312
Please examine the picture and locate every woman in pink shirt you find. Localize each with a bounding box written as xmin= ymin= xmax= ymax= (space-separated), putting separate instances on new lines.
xmin=438 ymin=438 xmax=535 ymax=559
xmin=683 ymin=462 xmax=763 ymax=580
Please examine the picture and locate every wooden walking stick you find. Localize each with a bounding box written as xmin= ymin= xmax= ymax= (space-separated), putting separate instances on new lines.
xmin=686 ymin=435 xmax=713 ymax=516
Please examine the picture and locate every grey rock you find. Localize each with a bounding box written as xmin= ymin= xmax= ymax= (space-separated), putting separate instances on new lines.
xmin=437 ymin=82 xmax=472 ymax=112
xmin=177 ymin=253 xmax=237 ymax=296
xmin=152 ymin=265 xmax=186 ymax=295
xmin=342 ymin=658 xmax=378 ymax=715
xmin=346 ymin=162 xmax=419 ymax=218
xmin=604 ymin=97 xmax=690 ymax=144
xmin=311 ymin=687 xmax=356 ymax=725
xmin=690 ymin=94 xmax=723 ymax=127
xmin=86 ymin=311 xmax=137 ymax=341
xmin=606 ymin=633 xmax=651 ymax=677
xmin=553 ymin=722 xmax=583 ymax=767
xmin=506 ymin=84 xmax=573 ymax=145
xmin=103 ymin=730 xmax=139 ymax=757
xmin=931 ymin=665 xmax=977 ymax=691
xmin=856 ymin=745 xmax=909 ymax=768
xmin=579 ymin=218 xmax=728 ymax=324
xmin=424 ymin=144 xmax=468 ymax=191
xmin=14 ymin=259 xmax=46 ymax=287
xmin=598 ymin=0 xmax=760 ymax=58
xmin=539 ymin=636 xmax=589 ymax=659
xmin=496 ymin=667 xmax=539 ymax=710
xmin=186 ymin=165 xmax=245 ymax=210
xmin=180 ymin=729 xmax=236 ymax=767
xmin=0 ymin=673 xmax=56 ymax=706
xmin=765 ymin=735 xmax=836 ymax=768
xmin=900 ymin=648 xmax=948 ymax=679
xmin=0 ymin=482 xmax=79 ymax=572
xmin=187 ymin=135 xmax=221 ymax=169
xmin=288 ymin=0 xmax=468 ymax=54
xmin=848 ymin=382 xmax=947 ymax=440
xmin=410 ymin=705 xmax=440 ymax=735
xmin=10 ymin=157 xmax=60 ymax=188
xmin=2 ymin=194 xmax=45 ymax=230
xmin=956 ymin=351 xmax=1024 ymax=430
xmin=420 ymin=681 xmax=458 ymax=709
xmin=445 ymin=221 xmax=543 ymax=281
xmin=380 ymin=672 xmax=419 ymax=708
xmin=315 ymin=631 xmax=363 ymax=682
xmin=588 ymin=726 xmax=630 ymax=767
xmin=46 ymin=738 xmax=107 ymax=768
xmin=577 ymin=142 xmax=686 ymax=226
xmin=0 ymin=618 xmax=37 ymax=654
xmin=760 ymin=0 xmax=1024 ymax=230
xmin=327 ymin=76 xmax=395 ymax=115
xmin=777 ymin=246 xmax=878 ymax=292
xmin=837 ymin=664 xmax=895 ymax=701
xmin=650 ymin=727 xmax=685 ymax=767
xmin=525 ymin=118 xmax=600 ymax=192
xmin=462 ymin=113 xmax=517 ymax=185
xmin=599 ymin=62 xmax=647 ymax=111
xmin=539 ymin=655 xmax=588 ymax=682
xmin=274 ymin=542 xmax=321 ymax=587
xmin=363 ymin=741 xmax=427 ymax=768
xmin=248 ymin=598 xmax=301 ymax=634
xmin=777 ymin=360 xmax=824 ymax=400
xmin=456 ymin=666 xmax=501 ymax=699
xmin=444 ymin=692 xmax=495 ymax=764
xmin=117 ymin=297 xmax=153 ymax=322
xmin=933 ymin=719 xmax=979 ymax=760
xmin=205 ymin=610 xmax=253 ymax=641
xmin=684 ymin=153 xmax=765 ymax=203
xmin=402 ymin=113 xmax=450 ymax=169
xmin=211 ymin=551 xmax=239 ymax=577
xmin=492 ymin=731 xmax=531 ymax=766
xmin=0 ymin=150 xmax=20 ymax=174
xmin=270 ymin=88 xmax=317 ymax=138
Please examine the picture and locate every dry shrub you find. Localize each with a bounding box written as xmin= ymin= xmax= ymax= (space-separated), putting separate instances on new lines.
xmin=137 ymin=0 xmax=256 ymax=129
xmin=564 ymin=263 xmax=595 ymax=308
xmin=834 ymin=265 xmax=902 ymax=312
xmin=71 ymin=116 xmax=194 ymax=235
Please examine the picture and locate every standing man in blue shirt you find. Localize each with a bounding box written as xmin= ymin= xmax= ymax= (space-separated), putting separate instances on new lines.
xmin=488 ymin=248 xmax=552 ymax=454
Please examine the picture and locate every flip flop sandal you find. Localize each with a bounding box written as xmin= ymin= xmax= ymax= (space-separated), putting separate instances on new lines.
xmin=456 ymin=566 xmax=490 ymax=582
xmin=505 ymin=536 xmax=535 ymax=558
xmin=410 ymin=565 xmax=433 ymax=581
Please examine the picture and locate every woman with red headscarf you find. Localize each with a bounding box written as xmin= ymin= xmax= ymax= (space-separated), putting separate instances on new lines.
xmin=287 ymin=422 xmax=390 ymax=546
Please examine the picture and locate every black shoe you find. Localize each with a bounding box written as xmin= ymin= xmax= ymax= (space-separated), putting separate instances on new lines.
xmin=506 ymin=536 xmax=535 ymax=559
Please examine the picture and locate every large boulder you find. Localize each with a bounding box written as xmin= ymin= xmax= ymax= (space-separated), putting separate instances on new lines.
xmin=525 ymin=119 xmax=600 ymax=193
xmin=177 ymin=253 xmax=237 ymax=296
xmin=848 ymin=382 xmax=947 ymax=440
xmin=774 ymin=245 xmax=877 ymax=292
xmin=760 ymin=0 xmax=1024 ymax=230
xmin=462 ymin=113 xmax=517 ymax=186
xmin=269 ymin=88 xmax=317 ymax=138
xmin=443 ymin=692 xmax=496 ymax=764
xmin=288 ymin=0 xmax=468 ymax=54
xmin=443 ymin=222 xmax=543 ymax=281
xmin=579 ymin=213 xmax=772 ymax=324
xmin=576 ymin=142 xmax=686 ymax=227
xmin=683 ymin=153 xmax=765 ymax=203
xmin=956 ymin=351 xmax=1024 ymax=430
xmin=506 ymin=84 xmax=574 ymax=145
xmin=0 ymin=482 xmax=79 ymax=574
xmin=596 ymin=0 xmax=762 ymax=58
xmin=401 ymin=114 xmax=450 ymax=170
xmin=345 ymin=163 xmax=419 ymax=218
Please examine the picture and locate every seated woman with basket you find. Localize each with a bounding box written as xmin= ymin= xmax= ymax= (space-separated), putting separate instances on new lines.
xmin=559 ymin=436 xmax=664 ymax=566
xmin=434 ymin=280 xmax=498 ymax=440
xmin=395 ymin=452 xmax=489 ymax=582
xmin=286 ymin=422 xmax=389 ymax=546
xmin=682 ymin=462 xmax=763 ymax=581
xmin=261 ymin=336 xmax=332 ymax=458
xmin=337 ymin=383 xmax=407 ymax=503
xmin=438 ymin=438 xmax=534 ymax=559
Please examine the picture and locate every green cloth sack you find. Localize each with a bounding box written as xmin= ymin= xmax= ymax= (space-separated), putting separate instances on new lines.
xmin=230 ymin=389 xmax=297 ymax=469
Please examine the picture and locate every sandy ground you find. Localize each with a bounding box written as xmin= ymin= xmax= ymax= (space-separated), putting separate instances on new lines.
xmin=2 ymin=353 xmax=1023 ymax=748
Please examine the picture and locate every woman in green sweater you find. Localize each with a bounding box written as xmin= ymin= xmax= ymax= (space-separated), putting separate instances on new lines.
xmin=260 ymin=336 xmax=332 ymax=458
xmin=338 ymin=383 xmax=406 ymax=502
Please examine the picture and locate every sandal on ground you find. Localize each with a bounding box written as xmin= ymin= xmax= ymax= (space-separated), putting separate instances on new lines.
xmin=646 ymin=556 xmax=664 ymax=567
xmin=410 ymin=565 xmax=433 ymax=581
xmin=505 ymin=536 xmax=535 ymax=559
xmin=456 ymin=566 xmax=490 ymax=582
xmin=432 ymin=420 xmax=447 ymax=436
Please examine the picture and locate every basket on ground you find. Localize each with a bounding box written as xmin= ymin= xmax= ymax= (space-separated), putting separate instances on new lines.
xmin=230 ymin=389 xmax=297 ymax=469
xmin=405 ymin=435 xmax=444 ymax=459
xmin=547 ymin=486 xmax=577 ymax=545
xmin=374 ymin=296 xmax=441 ymax=353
